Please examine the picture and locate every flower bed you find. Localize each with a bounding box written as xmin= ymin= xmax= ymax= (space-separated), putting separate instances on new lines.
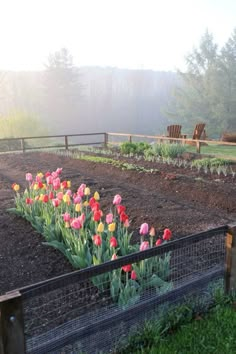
xmin=11 ymin=168 xmax=172 ymax=307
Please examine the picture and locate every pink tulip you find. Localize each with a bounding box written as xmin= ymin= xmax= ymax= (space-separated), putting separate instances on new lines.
xmin=73 ymin=195 xmax=81 ymax=204
xmin=51 ymin=171 xmax=58 ymax=179
xmin=25 ymin=173 xmax=33 ymax=182
xmin=45 ymin=171 xmax=51 ymax=178
xmin=111 ymin=254 xmax=117 ymax=260
xmin=56 ymin=167 xmax=63 ymax=175
xmin=122 ymin=264 xmax=132 ymax=272
xmin=35 ymin=175 xmax=42 ymax=183
xmin=71 ymin=218 xmax=82 ymax=229
xmin=46 ymin=176 xmax=53 ymax=185
xmin=53 ymin=178 xmax=61 ymax=190
xmin=63 ymin=212 xmax=71 ymax=222
xmin=57 ymin=192 xmax=64 ymax=200
xmin=113 ymin=194 xmax=122 ymax=205
xmin=140 ymin=223 xmax=149 ymax=235
xmin=78 ymin=213 xmax=86 ymax=225
xmin=163 ymin=228 xmax=172 ymax=241
xmin=106 ymin=213 xmax=113 ymax=224
xmin=66 ymin=189 xmax=72 ymax=196
xmin=140 ymin=241 xmax=149 ymax=251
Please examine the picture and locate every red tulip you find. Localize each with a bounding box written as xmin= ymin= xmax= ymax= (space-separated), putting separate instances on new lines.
xmin=93 ymin=234 xmax=102 ymax=246
xmin=122 ymin=264 xmax=132 ymax=272
xmin=155 ymin=239 xmax=162 ymax=246
xmin=117 ymin=205 xmax=126 ymax=215
xmin=26 ymin=197 xmax=33 ymax=205
xmin=120 ymin=211 xmax=128 ymax=223
xmin=42 ymin=194 xmax=49 ymax=203
xmin=110 ymin=236 xmax=118 ymax=248
xmin=163 ymin=228 xmax=172 ymax=241
xmin=131 ymin=270 xmax=137 ymax=280
xmin=93 ymin=210 xmax=103 ymax=222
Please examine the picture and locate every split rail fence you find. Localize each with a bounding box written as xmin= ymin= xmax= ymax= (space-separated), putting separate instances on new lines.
xmin=0 ymin=224 xmax=235 ymax=354
xmin=1 ymin=132 xmax=236 ymax=154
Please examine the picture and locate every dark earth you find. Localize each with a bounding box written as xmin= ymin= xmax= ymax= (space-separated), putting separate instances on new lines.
xmin=0 ymin=151 xmax=235 ymax=296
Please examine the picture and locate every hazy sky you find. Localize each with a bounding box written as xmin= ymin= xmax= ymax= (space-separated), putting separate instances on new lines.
xmin=0 ymin=0 xmax=235 ymax=71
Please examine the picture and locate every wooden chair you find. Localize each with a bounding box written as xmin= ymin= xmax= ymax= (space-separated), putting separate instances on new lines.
xmin=166 ymin=125 xmax=182 ymax=138
xmin=192 ymin=123 xmax=206 ymax=140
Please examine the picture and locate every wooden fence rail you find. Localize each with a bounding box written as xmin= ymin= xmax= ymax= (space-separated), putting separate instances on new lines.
xmin=1 ymin=131 xmax=236 ymax=154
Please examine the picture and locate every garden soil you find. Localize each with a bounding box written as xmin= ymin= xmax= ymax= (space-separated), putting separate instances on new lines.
xmin=0 ymin=151 xmax=235 ymax=295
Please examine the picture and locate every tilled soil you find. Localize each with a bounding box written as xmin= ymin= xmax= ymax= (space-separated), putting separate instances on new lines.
xmin=0 ymin=151 xmax=235 ymax=295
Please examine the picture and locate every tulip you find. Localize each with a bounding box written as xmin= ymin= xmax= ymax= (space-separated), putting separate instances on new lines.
xmin=63 ymin=194 xmax=71 ymax=204
xmin=42 ymin=194 xmax=49 ymax=203
xmin=53 ymin=178 xmax=61 ymax=190
xmin=12 ymin=183 xmax=20 ymax=192
xmin=108 ymin=222 xmax=116 ymax=232
xmin=110 ymin=236 xmax=118 ymax=248
xmin=140 ymin=223 xmax=149 ymax=235
xmin=67 ymin=180 xmax=71 ymax=188
xmin=124 ymin=219 xmax=130 ymax=228
xmin=38 ymin=181 xmax=43 ymax=189
xmin=52 ymin=198 xmax=60 ymax=207
xmin=57 ymin=192 xmax=64 ymax=200
xmin=149 ymin=227 xmax=155 ymax=237
xmin=63 ymin=212 xmax=71 ymax=222
xmin=140 ymin=241 xmax=149 ymax=251
xmin=84 ymin=187 xmax=90 ymax=196
xmin=93 ymin=210 xmax=103 ymax=222
xmin=122 ymin=264 xmax=132 ymax=272
xmin=71 ymin=218 xmax=82 ymax=229
xmin=93 ymin=234 xmax=102 ymax=246
xmin=97 ymin=222 xmax=104 ymax=233
xmin=74 ymin=195 xmax=81 ymax=204
xmin=51 ymin=171 xmax=58 ymax=179
xmin=111 ymin=253 xmax=117 ymax=260
xmin=49 ymin=191 xmax=54 ymax=200
xmin=120 ymin=212 xmax=128 ymax=223
xmin=163 ymin=228 xmax=172 ymax=241
xmin=113 ymin=194 xmax=122 ymax=205
xmin=106 ymin=213 xmax=113 ymax=224
xmin=131 ymin=270 xmax=137 ymax=280
xmin=65 ymin=221 xmax=70 ymax=228
xmin=25 ymin=197 xmax=33 ymax=205
xmin=89 ymin=197 xmax=96 ymax=207
xmin=83 ymin=201 xmax=89 ymax=207
xmin=45 ymin=171 xmax=51 ymax=178
xmin=25 ymin=173 xmax=33 ymax=182
xmin=56 ymin=167 xmax=63 ymax=175
xmin=117 ymin=205 xmax=126 ymax=215
xmin=94 ymin=191 xmax=100 ymax=201
xmin=75 ymin=203 xmax=81 ymax=212
xmin=79 ymin=213 xmax=86 ymax=225
xmin=37 ymin=172 xmax=44 ymax=179
xmin=46 ymin=176 xmax=53 ymax=185
xmin=91 ymin=202 xmax=100 ymax=212
xmin=155 ymin=239 xmax=162 ymax=246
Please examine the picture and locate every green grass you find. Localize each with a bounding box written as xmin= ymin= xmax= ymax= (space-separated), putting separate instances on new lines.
xmin=186 ymin=144 xmax=236 ymax=160
xmin=146 ymin=305 xmax=236 ymax=354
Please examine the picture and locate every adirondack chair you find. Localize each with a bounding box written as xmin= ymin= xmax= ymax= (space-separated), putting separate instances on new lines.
xmin=192 ymin=123 xmax=206 ymax=140
xmin=166 ymin=125 xmax=182 ymax=138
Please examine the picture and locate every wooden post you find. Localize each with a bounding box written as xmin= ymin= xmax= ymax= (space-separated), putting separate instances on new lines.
xmin=196 ymin=140 xmax=201 ymax=153
xmin=129 ymin=135 xmax=132 ymax=143
xmin=20 ymin=139 xmax=25 ymax=153
xmin=225 ymin=223 xmax=236 ymax=293
xmin=65 ymin=135 xmax=68 ymax=150
xmin=0 ymin=291 xmax=25 ymax=354
xmin=104 ymin=133 xmax=108 ymax=148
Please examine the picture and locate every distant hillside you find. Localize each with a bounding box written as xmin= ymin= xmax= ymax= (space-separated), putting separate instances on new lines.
xmin=0 ymin=67 xmax=179 ymax=136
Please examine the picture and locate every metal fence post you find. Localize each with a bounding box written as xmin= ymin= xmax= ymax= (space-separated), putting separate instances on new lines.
xmin=0 ymin=291 xmax=25 ymax=354
xmin=225 ymin=223 xmax=236 ymax=293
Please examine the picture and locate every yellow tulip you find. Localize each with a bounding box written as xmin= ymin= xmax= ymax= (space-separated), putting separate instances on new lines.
xmin=63 ymin=194 xmax=70 ymax=203
xmin=42 ymin=183 xmax=47 ymax=190
xmin=67 ymin=180 xmax=71 ymax=188
xmin=94 ymin=191 xmax=100 ymax=201
xmin=65 ymin=221 xmax=70 ymax=228
xmin=33 ymin=183 xmax=39 ymax=190
xmin=84 ymin=187 xmax=91 ymax=196
xmin=97 ymin=222 xmax=104 ymax=233
xmin=37 ymin=172 xmax=44 ymax=179
xmin=108 ymin=223 xmax=116 ymax=232
xmin=83 ymin=201 xmax=89 ymax=207
xmin=39 ymin=194 xmax=44 ymax=201
xmin=12 ymin=183 xmax=20 ymax=192
xmin=75 ymin=203 xmax=81 ymax=212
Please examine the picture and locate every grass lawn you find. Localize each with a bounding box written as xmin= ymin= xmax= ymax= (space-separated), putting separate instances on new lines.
xmin=129 ymin=304 xmax=236 ymax=354
xmin=186 ymin=144 xmax=236 ymax=160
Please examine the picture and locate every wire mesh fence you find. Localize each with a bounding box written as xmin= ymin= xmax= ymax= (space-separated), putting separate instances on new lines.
xmin=19 ymin=225 xmax=227 ymax=354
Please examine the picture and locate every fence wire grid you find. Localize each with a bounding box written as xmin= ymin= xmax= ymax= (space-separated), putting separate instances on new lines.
xmin=19 ymin=226 xmax=227 ymax=354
